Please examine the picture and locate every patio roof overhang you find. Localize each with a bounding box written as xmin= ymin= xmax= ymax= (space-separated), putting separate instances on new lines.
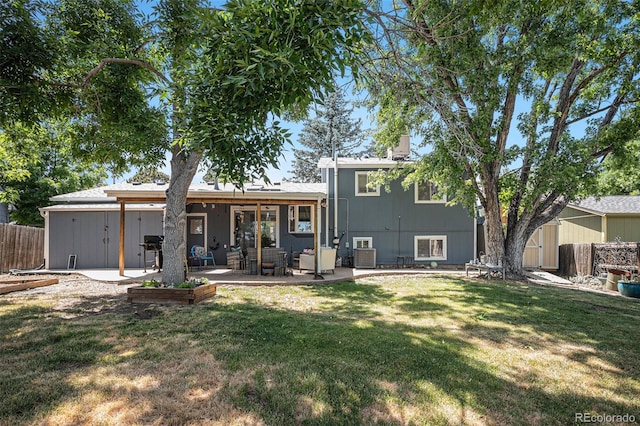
xmin=104 ymin=182 xmax=325 ymax=205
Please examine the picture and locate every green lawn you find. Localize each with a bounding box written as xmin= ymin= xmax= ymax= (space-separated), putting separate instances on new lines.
xmin=1 ymin=275 xmax=639 ymax=425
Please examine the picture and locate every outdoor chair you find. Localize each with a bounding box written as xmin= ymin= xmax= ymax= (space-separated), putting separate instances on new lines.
xmin=190 ymin=245 xmax=216 ymax=270
xmin=226 ymin=249 xmax=245 ymax=271
xmin=299 ymin=248 xmax=337 ymax=274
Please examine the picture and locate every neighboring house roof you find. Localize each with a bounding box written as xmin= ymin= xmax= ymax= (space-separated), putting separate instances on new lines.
xmin=318 ymin=157 xmax=406 ymax=169
xmin=568 ymin=196 xmax=640 ymax=215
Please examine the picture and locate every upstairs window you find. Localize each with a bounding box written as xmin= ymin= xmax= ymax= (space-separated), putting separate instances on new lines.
xmin=415 ymin=181 xmax=446 ymax=203
xmin=288 ymin=205 xmax=313 ymax=233
xmin=355 ymin=172 xmax=380 ymax=196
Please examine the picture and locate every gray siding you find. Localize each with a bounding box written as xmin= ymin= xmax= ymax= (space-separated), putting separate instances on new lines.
xmin=187 ymin=203 xmax=230 ymax=266
xmin=48 ymin=210 xmax=163 ymax=269
xmin=278 ymin=205 xmax=315 ymax=258
xmin=325 ymin=167 xmax=475 ymax=265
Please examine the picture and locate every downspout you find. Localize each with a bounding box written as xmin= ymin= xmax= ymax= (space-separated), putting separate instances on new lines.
xmin=119 ymin=201 xmax=125 ymax=276
xmin=315 ymin=197 xmax=323 ymax=279
xmin=40 ymin=209 xmax=49 ymax=269
xmin=333 ymin=156 xmax=339 ymax=248
xmin=473 ymin=208 xmax=477 ymax=261
xmin=602 ymin=214 xmax=607 ymax=243
xmin=324 ymin=166 xmax=329 ymax=247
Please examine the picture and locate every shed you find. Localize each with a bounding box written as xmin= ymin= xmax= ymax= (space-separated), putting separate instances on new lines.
xmin=558 ymin=196 xmax=640 ymax=244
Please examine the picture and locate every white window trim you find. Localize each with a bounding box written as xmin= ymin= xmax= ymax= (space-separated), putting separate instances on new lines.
xmin=186 ymin=213 xmax=208 ymax=249
xmin=414 ymin=235 xmax=447 ymax=261
xmin=415 ymin=182 xmax=447 ymax=204
xmin=353 ymin=237 xmax=373 ymax=249
xmin=355 ymin=171 xmax=380 ymax=196
xmin=288 ymin=205 xmax=314 ymax=234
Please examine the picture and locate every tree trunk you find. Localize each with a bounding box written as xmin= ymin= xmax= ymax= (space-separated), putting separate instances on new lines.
xmin=161 ymin=145 xmax=201 ymax=285
xmin=0 ymin=185 xmax=9 ymax=223
xmin=0 ymin=202 xmax=9 ymax=224
xmin=482 ymin=185 xmax=505 ymax=269
xmin=504 ymin=225 xmax=528 ymax=277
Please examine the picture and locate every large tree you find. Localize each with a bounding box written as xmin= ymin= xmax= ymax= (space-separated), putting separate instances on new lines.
xmin=0 ymin=122 xmax=105 ymax=226
xmin=361 ymin=0 xmax=640 ymax=276
xmin=1 ymin=0 xmax=163 ymax=223
xmin=36 ymin=0 xmax=368 ymax=284
xmin=289 ymin=86 xmax=370 ymax=182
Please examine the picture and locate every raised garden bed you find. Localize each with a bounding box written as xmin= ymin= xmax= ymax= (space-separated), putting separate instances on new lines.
xmin=0 ymin=277 xmax=59 ymax=295
xmin=127 ymin=283 xmax=217 ymax=304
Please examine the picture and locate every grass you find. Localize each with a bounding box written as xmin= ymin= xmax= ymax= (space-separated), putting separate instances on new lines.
xmin=1 ymin=275 xmax=639 ymax=425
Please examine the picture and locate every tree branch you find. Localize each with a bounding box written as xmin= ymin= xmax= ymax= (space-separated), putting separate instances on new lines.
xmin=82 ymin=58 xmax=170 ymax=89
xmin=547 ymin=58 xmax=585 ymax=153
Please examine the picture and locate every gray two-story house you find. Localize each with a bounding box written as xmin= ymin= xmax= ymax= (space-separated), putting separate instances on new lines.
xmin=318 ymin=156 xmax=476 ymax=268
xmin=40 ymin=150 xmax=475 ymax=271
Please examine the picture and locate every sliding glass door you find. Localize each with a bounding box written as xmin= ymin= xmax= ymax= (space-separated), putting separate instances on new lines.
xmin=231 ymin=206 xmax=279 ymax=251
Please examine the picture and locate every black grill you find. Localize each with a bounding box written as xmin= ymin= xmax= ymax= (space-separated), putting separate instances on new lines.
xmin=142 ymin=235 xmax=164 ymax=251
xmin=141 ymin=235 xmax=164 ymax=271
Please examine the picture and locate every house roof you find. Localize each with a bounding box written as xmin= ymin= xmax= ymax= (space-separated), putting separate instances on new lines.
xmin=41 ymin=203 xmax=165 ymax=212
xmin=104 ymin=181 xmax=325 ymax=202
xmin=49 ymin=185 xmax=116 ymax=203
xmin=47 ymin=181 xmax=326 ymax=206
xmin=569 ymin=196 xmax=640 ymax=215
xmin=318 ymin=157 xmax=407 ymax=169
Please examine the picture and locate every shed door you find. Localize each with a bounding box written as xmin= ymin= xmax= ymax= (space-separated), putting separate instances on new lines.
xmin=524 ymin=229 xmax=542 ymax=268
xmin=541 ymin=223 xmax=559 ymax=269
xmin=523 ymin=224 xmax=559 ymax=270
xmin=104 ymin=212 xmax=120 ymax=268
xmin=71 ymin=212 xmax=113 ymax=269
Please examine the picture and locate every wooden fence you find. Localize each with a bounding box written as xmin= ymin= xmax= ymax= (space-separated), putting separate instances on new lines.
xmin=0 ymin=224 xmax=44 ymax=273
xmin=559 ymin=242 xmax=640 ymax=277
xmin=559 ymin=243 xmax=593 ymax=276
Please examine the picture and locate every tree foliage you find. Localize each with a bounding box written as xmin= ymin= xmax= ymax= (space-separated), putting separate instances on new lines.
xmin=127 ymin=168 xmax=171 ymax=184
xmin=597 ymin=139 xmax=640 ymax=195
xmin=2 ymin=0 xmax=369 ymax=283
xmin=289 ymin=86 xmax=370 ymax=183
xmin=0 ymin=122 xmax=106 ymax=225
xmin=0 ymin=0 xmax=71 ymax=125
xmin=362 ymin=0 xmax=640 ymax=275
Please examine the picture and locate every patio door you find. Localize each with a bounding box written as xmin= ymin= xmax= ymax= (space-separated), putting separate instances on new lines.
xmin=231 ymin=206 xmax=279 ymax=251
xmin=186 ymin=214 xmax=206 ymax=257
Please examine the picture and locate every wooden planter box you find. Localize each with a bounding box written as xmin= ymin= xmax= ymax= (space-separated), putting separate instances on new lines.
xmin=127 ymin=283 xmax=217 ymax=304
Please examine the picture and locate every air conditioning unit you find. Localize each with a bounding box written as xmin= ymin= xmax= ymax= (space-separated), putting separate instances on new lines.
xmin=387 ymin=134 xmax=411 ymax=160
xmin=354 ymin=248 xmax=376 ymax=269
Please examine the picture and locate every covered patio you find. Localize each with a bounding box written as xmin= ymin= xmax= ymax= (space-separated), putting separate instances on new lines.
xmin=103 ymin=181 xmax=327 ymax=278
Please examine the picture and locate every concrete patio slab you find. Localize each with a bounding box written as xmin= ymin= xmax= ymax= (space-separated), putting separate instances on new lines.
xmin=42 ymin=267 xmax=465 ymax=285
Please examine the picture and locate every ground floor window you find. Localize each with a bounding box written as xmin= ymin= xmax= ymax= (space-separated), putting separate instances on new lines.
xmin=353 ymin=237 xmax=373 ymax=249
xmin=288 ymin=205 xmax=314 ymax=233
xmin=415 ymin=235 xmax=447 ymax=260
